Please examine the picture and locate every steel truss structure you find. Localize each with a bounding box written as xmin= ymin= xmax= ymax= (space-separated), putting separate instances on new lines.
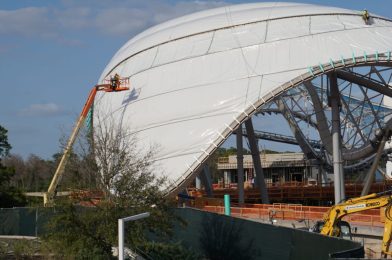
xmin=254 ymin=65 xmax=392 ymax=174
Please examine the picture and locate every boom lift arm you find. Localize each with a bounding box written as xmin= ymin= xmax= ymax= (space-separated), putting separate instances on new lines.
xmin=43 ymin=75 xmax=129 ymax=206
xmin=320 ymin=190 xmax=392 ymax=258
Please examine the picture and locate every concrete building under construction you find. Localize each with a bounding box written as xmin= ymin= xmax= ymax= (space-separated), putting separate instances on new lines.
xmin=217 ymin=152 xmax=321 ymax=188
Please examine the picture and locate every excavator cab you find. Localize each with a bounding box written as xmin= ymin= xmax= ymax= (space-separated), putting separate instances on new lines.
xmin=315 ymin=191 xmax=392 ymax=257
xmin=311 ymin=220 xmax=353 ymax=240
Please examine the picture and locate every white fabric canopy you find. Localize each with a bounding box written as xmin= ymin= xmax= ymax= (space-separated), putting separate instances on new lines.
xmin=95 ymin=2 xmax=392 ymax=194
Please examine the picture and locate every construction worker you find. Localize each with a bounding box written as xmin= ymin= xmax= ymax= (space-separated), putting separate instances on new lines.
xmin=362 ymin=10 xmax=370 ymax=24
xmin=110 ymin=73 xmax=121 ymax=90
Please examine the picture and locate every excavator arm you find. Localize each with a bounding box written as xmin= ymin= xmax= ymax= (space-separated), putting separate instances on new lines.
xmin=44 ymin=76 xmax=129 ymax=206
xmin=319 ymin=190 xmax=392 ymax=257
xmin=383 ymin=205 xmax=392 ymax=257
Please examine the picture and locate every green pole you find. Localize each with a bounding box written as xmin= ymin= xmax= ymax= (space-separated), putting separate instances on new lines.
xmin=224 ymin=194 xmax=231 ymax=216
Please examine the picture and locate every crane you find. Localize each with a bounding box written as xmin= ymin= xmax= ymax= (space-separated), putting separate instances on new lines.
xmin=313 ymin=190 xmax=392 ymax=258
xmin=43 ymin=74 xmax=129 ymax=206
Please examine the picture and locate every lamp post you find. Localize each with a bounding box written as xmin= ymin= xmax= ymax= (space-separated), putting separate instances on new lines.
xmin=118 ymin=212 xmax=150 ymax=260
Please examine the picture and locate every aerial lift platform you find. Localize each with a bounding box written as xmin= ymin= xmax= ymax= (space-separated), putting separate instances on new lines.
xmin=43 ymin=74 xmax=129 ymax=206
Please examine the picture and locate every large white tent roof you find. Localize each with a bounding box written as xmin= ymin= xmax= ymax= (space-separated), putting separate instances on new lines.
xmin=95 ymin=2 xmax=392 ymax=194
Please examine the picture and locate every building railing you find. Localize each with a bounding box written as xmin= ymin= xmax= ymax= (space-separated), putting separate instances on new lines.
xmin=197 ymin=203 xmax=384 ymax=228
xmin=217 ymin=160 xmax=308 ymax=169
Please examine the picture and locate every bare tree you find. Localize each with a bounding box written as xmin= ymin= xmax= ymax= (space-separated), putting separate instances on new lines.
xmin=63 ymin=113 xmax=166 ymax=207
xmin=3 ymin=154 xmax=53 ymax=192
xmin=25 ymin=154 xmax=52 ymax=191
xmin=44 ymin=115 xmax=177 ymax=259
xmin=3 ymin=154 xmax=26 ymax=189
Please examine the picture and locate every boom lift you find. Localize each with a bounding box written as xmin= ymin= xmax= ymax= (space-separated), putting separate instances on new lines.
xmin=43 ymin=74 xmax=129 ymax=206
xmin=315 ymin=190 xmax=392 ymax=258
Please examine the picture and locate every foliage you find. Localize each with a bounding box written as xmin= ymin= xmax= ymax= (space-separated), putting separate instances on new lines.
xmin=44 ymin=200 xmax=187 ymax=259
xmin=3 ymin=143 xmax=95 ymax=193
xmin=0 ymin=125 xmax=26 ymax=208
xmin=57 ymin=149 xmax=99 ymax=191
xmin=42 ymin=118 xmax=191 ymax=258
xmin=11 ymin=239 xmax=37 ymax=259
xmin=216 ymin=147 xmax=250 ymax=157
xmin=263 ymin=149 xmax=282 ymax=154
xmin=0 ymin=164 xmax=26 ymax=207
xmin=0 ymin=125 xmax=11 ymax=158
xmin=205 ymin=147 xmax=249 ymax=182
xmin=43 ymin=202 xmax=114 ymax=259
xmin=137 ymin=241 xmax=200 ymax=260
xmin=0 ymin=239 xmax=39 ymax=259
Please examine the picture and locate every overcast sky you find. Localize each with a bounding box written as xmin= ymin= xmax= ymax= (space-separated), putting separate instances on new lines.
xmin=1 ymin=0 xmax=391 ymax=159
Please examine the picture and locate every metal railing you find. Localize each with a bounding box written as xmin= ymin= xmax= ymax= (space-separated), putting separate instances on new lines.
xmin=118 ymin=212 xmax=150 ymax=260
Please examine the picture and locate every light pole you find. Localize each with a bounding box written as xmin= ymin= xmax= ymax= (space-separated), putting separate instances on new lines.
xmin=118 ymin=212 xmax=150 ymax=260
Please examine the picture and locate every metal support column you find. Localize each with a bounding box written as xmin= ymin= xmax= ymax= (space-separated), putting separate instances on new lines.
xmin=245 ymin=118 xmax=270 ymax=204
xmin=195 ymin=175 xmax=201 ymax=190
xmin=361 ymin=132 xmax=389 ymax=196
xmin=321 ymin=168 xmax=329 ymax=187
xmin=200 ymin=165 xmax=214 ymax=197
xmin=236 ymin=125 xmax=245 ymax=205
xmin=329 ymin=72 xmax=345 ymax=204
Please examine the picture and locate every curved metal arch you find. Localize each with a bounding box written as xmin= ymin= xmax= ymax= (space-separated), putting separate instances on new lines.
xmin=169 ymin=55 xmax=392 ymax=195
xmin=257 ymin=64 xmax=392 ymax=167
xmin=303 ymin=81 xmax=333 ymax=153
xmin=303 ymin=78 xmax=391 ymax=161
xmin=336 ymin=70 xmax=392 ymax=98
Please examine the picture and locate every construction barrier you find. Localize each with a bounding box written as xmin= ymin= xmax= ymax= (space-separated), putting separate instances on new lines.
xmin=0 ymin=207 xmax=54 ymax=236
xmin=195 ymin=199 xmax=385 ymax=227
xmin=172 ymin=208 xmax=362 ymax=260
xmin=0 ymin=207 xmax=363 ymax=259
xmin=190 ymin=182 xmax=392 ymax=204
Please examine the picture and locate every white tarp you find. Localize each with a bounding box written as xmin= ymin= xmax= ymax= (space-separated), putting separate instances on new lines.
xmin=95 ymin=2 xmax=392 ymax=194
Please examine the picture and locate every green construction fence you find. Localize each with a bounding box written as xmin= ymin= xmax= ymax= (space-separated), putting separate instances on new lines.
xmin=0 ymin=207 xmax=363 ymax=259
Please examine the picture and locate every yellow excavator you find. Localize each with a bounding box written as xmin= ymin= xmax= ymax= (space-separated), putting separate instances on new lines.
xmin=313 ymin=190 xmax=392 ymax=258
xmin=43 ymin=74 xmax=129 ymax=206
